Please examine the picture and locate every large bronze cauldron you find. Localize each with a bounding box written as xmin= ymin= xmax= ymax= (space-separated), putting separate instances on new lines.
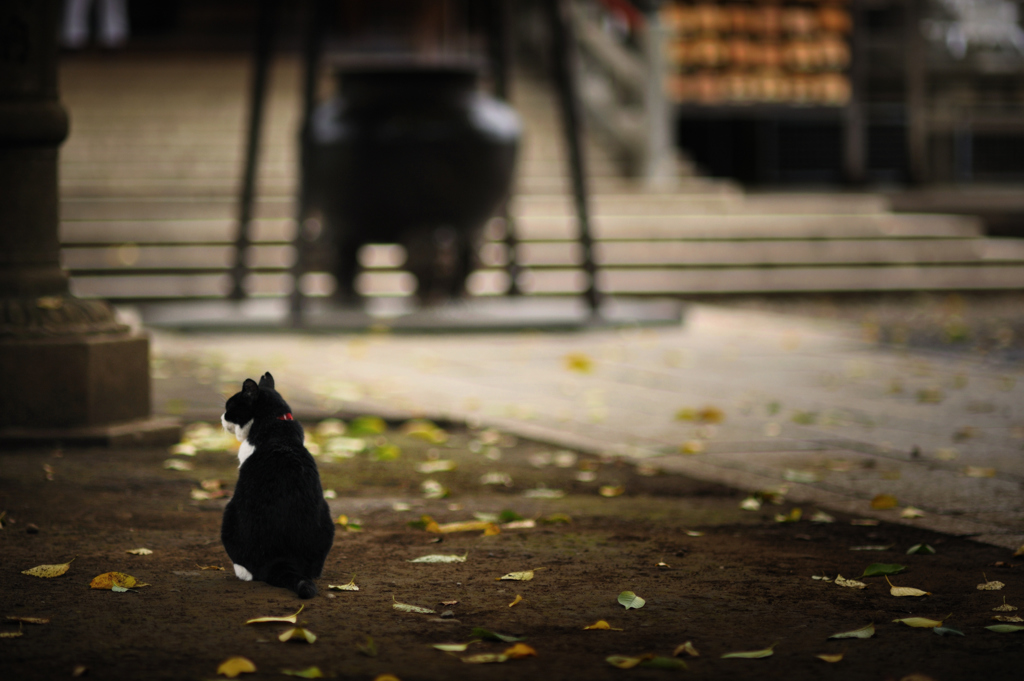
xmin=305 ymin=62 xmax=520 ymax=303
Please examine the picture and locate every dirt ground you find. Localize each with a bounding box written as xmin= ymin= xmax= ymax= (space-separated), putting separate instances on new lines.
xmin=1 ymin=419 xmax=1022 ymax=681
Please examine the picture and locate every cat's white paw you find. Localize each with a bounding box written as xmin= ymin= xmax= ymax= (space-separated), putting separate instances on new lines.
xmin=233 ymin=564 xmax=254 ymax=581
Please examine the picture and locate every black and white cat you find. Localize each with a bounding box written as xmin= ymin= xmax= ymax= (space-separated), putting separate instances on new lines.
xmin=220 ymin=372 xmax=334 ymax=598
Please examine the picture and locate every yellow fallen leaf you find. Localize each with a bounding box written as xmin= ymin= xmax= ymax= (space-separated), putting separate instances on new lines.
xmin=679 ymin=440 xmax=705 ymax=454
xmin=1013 ymin=544 xmax=1024 ymax=557
xmin=497 ymin=570 xmax=534 ymax=581
xmin=893 ymin=615 xmax=949 ymax=628
xmin=196 ymin=564 xmax=224 ymax=571
xmin=21 ymin=557 xmax=75 ymax=578
xmin=886 ymin=576 xmax=931 ymax=597
xmin=126 ymin=548 xmax=153 ymax=555
xmin=606 ymin=654 xmax=653 ymax=669
xmin=834 ymin=574 xmax=868 ymax=589
xmin=435 ymin=521 xmax=498 ymax=535
xmin=503 ymin=643 xmax=537 ymax=658
xmin=328 ymin=575 xmax=359 ymax=591
xmin=964 ymin=466 xmax=996 ymax=478
xmin=993 ymin=598 xmax=1018 ymax=612
xmin=462 ymin=654 xmax=509 ymax=664
xmin=870 ymin=494 xmax=898 ymax=510
xmin=564 ymin=353 xmax=594 ymax=373
xmin=721 ymin=644 xmax=776 ymax=659
xmin=673 ymin=641 xmax=699 ymax=657
xmin=584 ymin=620 xmax=623 ymax=631
xmin=281 ymin=667 xmax=324 ymax=678
xmin=246 ymin=604 xmax=304 ymax=624
xmin=0 ymin=626 xmax=24 ymax=639
xmin=373 ymin=676 xmax=401 ymax=681
xmin=599 ymin=485 xmax=625 ymax=498
xmin=279 ymin=626 xmax=317 ymax=643
xmin=774 ymin=507 xmax=802 ymax=523
xmin=90 ymin=572 xmax=148 ymax=590
xmin=508 ymin=594 xmax=523 ymax=608
xmin=5 ymin=616 xmax=49 ymax=625
xmin=817 ymin=653 xmax=843 ymax=663
xmin=217 ymin=656 xmax=256 ymax=678
xmin=977 ymin=574 xmax=1005 ymax=591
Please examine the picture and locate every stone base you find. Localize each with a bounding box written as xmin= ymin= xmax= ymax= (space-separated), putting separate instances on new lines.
xmin=0 ymin=332 xmax=152 ymax=429
xmin=0 ymin=416 xmax=182 ymax=448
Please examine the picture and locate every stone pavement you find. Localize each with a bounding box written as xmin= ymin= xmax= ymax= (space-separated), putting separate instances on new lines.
xmin=144 ymin=301 xmax=1024 ymax=551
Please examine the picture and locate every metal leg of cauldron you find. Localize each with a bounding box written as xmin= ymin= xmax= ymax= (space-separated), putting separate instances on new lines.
xmin=485 ymin=0 xmax=521 ymax=296
xmin=230 ymin=0 xmax=279 ymax=301
xmin=288 ymin=0 xmax=330 ymax=327
xmin=545 ymin=0 xmax=600 ymax=316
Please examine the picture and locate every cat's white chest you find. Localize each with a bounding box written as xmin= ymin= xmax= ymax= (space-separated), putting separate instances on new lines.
xmin=237 ymin=439 xmax=255 ymax=466
xmin=222 ymin=414 xmax=255 ymax=467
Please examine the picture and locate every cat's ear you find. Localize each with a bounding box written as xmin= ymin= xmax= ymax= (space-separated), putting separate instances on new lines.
xmin=242 ymin=378 xmax=259 ymax=398
xmin=259 ymin=372 xmax=275 ymax=389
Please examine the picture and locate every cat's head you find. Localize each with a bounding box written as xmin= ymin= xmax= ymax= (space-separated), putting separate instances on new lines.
xmin=221 ymin=372 xmax=292 ymax=441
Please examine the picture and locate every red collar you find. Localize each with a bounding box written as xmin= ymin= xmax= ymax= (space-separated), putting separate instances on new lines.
xmin=277 ymin=413 xmax=294 ymax=421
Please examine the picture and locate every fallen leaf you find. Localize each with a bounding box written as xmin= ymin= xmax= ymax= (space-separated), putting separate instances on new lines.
xmin=599 ymin=485 xmax=625 ymax=498
xmin=372 ymin=676 xmax=401 ymax=681
xmin=985 ymin=624 xmax=1024 ymax=633
xmin=409 ymin=552 xmax=468 ymax=564
xmin=564 ymin=353 xmax=594 ymax=373
xmin=434 ymin=521 xmax=494 ymax=534
xmin=992 ymin=615 xmax=1024 ymax=623
xmin=933 ymin=627 xmax=965 ymax=636
xmin=196 ymin=564 xmax=224 ymax=571
xmin=0 ymin=626 xmax=23 ymax=639
xmin=503 ymin=643 xmax=537 ymax=659
xmin=415 ymin=460 xmax=457 ymax=474
xmin=993 ymin=597 xmax=1018 ymax=612
xmin=685 ymin=530 xmax=704 ymax=537
xmin=357 ymin=635 xmax=377 ymax=657
xmin=673 ymin=641 xmax=699 ymax=657
xmin=21 ymin=557 xmax=75 ymax=578
xmin=810 ymin=511 xmax=835 ymax=523
xmin=1014 ymin=544 xmax=1024 ymax=557
xmin=347 ymin=415 xmax=387 ymax=436
xmin=886 ymin=575 xmax=931 ymax=597
xmin=508 ymin=594 xmax=523 ymax=608
xmin=617 ymin=591 xmax=645 ymax=609
xmin=721 ymin=644 xmax=776 ymax=659
xmin=246 ymin=604 xmax=304 ymax=624
xmin=906 ymin=544 xmax=936 ymax=555
xmin=584 ymin=620 xmax=623 ymax=631
xmin=217 ymin=656 xmax=256 ymax=678
xmin=90 ymin=572 xmax=148 ymax=590
xmin=502 ymin=520 xmax=534 ymax=530
xmin=281 ymin=667 xmax=324 ymax=678
xmin=72 ymin=666 xmax=87 ymax=677
xmin=432 ymin=642 xmax=475 ymax=652
xmin=279 ymin=626 xmax=317 ymax=643
xmin=775 ymin=508 xmax=802 ymax=523
xmin=740 ymin=497 xmax=762 ymax=511
xmin=817 ymin=653 xmax=844 ymax=663
xmin=497 ymin=570 xmax=534 ymax=581
xmin=523 ymin=487 xmax=564 ymax=499
xmin=829 ymin=623 xmax=875 ymax=639
xmin=440 ymin=600 xmax=458 ymax=606
xmin=5 ymin=616 xmax=49 ymax=625
xmin=964 ymin=466 xmax=996 ymax=478
xmin=606 ymin=654 xmax=652 ymax=669
xmin=834 ymin=575 xmax=868 ymax=590
xmin=392 ymin=597 xmax=435 ymax=614
xmin=977 ymin=574 xmax=1005 ymax=591
xmin=469 ymin=627 xmax=523 ymax=643
xmin=850 ymin=545 xmax=892 ymax=551
xmin=900 ymin=507 xmax=926 ymax=519
xmin=861 ymin=563 xmax=905 ymax=578
xmin=125 ymin=548 xmax=153 ymax=556
xmin=656 ymin=561 xmax=670 ymax=568
xmin=870 ymin=494 xmax=898 ymax=510
xmin=462 ymin=653 xmax=508 ymax=664
xmin=328 ymin=575 xmax=359 ymax=591
xmin=679 ymin=440 xmax=705 ymax=454
xmin=893 ymin=615 xmax=948 ymax=628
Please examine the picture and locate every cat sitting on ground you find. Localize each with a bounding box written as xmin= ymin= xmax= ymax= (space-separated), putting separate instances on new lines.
xmin=220 ymin=372 xmax=334 ymax=598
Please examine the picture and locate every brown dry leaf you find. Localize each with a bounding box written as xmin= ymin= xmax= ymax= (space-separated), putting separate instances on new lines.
xmin=584 ymin=620 xmax=623 ymax=631
xmin=993 ymin=597 xmax=1018 ymax=612
xmin=246 ymin=604 xmax=304 ymax=625
xmin=197 ymin=564 xmax=225 ymax=571
xmin=673 ymin=641 xmax=699 ymax=657
xmin=21 ymin=557 xmax=75 ymax=578
xmin=870 ymin=494 xmax=898 ymax=510
xmin=1013 ymin=544 xmax=1024 ymax=557
xmin=817 ymin=653 xmax=844 ymax=663
xmin=279 ymin=626 xmax=317 ymax=644
xmin=0 ymin=626 xmax=24 ymax=639
xmin=993 ymin=615 xmax=1024 ymax=623
xmin=217 ymin=656 xmax=257 ymax=678
xmin=5 ymin=616 xmax=49 ymax=625
xmin=126 ymin=548 xmax=153 ymax=556
xmin=886 ymin=575 xmax=931 ymax=597
xmin=497 ymin=570 xmax=535 ymax=581
xmin=508 ymin=594 xmax=523 ymax=608
xmin=503 ymin=643 xmax=537 ymax=659
xmin=835 ymin=574 xmax=868 ymax=589
xmin=90 ymin=572 xmax=149 ymax=590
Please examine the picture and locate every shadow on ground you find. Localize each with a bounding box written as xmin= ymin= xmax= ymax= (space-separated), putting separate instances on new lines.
xmin=1 ymin=420 xmax=1021 ymax=680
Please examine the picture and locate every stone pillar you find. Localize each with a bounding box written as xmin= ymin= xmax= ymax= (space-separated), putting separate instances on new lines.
xmin=0 ymin=0 xmax=178 ymax=446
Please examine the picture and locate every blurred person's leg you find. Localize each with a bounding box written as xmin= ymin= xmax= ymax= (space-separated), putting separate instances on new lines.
xmin=61 ymin=0 xmax=94 ymax=49
xmin=97 ymin=0 xmax=128 ymax=48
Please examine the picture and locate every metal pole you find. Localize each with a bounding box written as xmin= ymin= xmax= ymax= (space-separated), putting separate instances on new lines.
xmin=545 ymin=0 xmax=600 ymax=315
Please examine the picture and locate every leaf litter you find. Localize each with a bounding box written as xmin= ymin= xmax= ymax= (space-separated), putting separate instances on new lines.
xmin=617 ymin=591 xmax=645 ymax=609
xmin=246 ymin=605 xmax=304 ymax=625
xmin=721 ymin=643 xmax=776 ymax=659
xmin=21 ymin=557 xmax=75 ymax=578
xmin=328 ymin=575 xmax=359 ymax=591
xmin=89 ymin=572 xmax=149 ymax=590
xmin=408 ymin=552 xmax=468 ymax=564
xmin=886 ymin=575 xmax=931 ymax=597
xmin=392 ymin=597 xmax=435 ymax=614
xmin=584 ymin=620 xmax=623 ymax=631
xmin=829 ymin=623 xmax=875 ymax=639
xmin=217 ymin=656 xmax=256 ymax=678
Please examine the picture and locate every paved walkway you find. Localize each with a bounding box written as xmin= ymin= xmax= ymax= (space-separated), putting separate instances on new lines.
xmin=146 ymin=302 xmax=1024 ymax=550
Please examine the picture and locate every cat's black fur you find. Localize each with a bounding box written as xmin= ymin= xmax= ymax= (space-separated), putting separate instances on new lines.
xmin=220 ymin=372 xmax=334 ymax=598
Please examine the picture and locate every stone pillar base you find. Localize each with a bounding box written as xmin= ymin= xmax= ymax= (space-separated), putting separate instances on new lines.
xmin=0 ymin=332 xmax=179 ymax=443
xmin=0 ymin=416 xmax=182 ymax=448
